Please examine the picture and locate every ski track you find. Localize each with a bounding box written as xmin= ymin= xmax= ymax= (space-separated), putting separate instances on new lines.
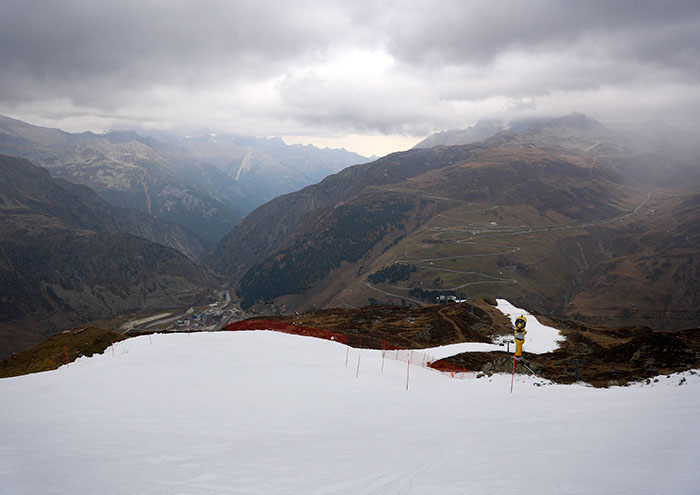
xmin=1 ymin=330 xmax=698 ymax=495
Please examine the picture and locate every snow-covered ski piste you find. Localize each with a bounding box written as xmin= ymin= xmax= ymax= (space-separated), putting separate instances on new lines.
xmin=1 ymin=330 xmax=698 ymax=494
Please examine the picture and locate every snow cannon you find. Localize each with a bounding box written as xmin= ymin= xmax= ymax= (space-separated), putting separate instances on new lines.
xmin=514 ymin=316 xmax=527 ymax=359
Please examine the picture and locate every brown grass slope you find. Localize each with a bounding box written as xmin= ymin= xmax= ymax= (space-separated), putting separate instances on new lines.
xmin=0 ymin=327 xmax=128 ymax=378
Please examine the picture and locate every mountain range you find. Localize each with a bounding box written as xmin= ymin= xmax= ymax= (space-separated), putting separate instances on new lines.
xmin=1 ymin=113 xmax=698 ymax=357
xmin=0 ymin=115 xmax=369 ymax=247
xmin=206 ymin=114 xmax=700 ymax=330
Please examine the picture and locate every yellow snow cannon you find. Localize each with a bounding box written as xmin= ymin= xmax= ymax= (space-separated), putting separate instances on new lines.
xmin=514 ymin=316 xmax=527 ymax=359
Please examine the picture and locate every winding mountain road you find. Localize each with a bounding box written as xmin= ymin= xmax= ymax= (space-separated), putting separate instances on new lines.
xmin=372 ymin=190 xmax=656 ymax=300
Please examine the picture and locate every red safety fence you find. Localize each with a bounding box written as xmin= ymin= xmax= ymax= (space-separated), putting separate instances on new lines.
xmin=429 ymin=360 xmax=472 ymax=374
xmin=224 ymin=320 xmax=349 ymax=345
xmin=224 ymin=320 xmax=478 ymax=382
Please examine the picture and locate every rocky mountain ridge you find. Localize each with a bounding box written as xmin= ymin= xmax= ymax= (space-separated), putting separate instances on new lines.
xmin=0 ymin=115 xmax=370 ymax=247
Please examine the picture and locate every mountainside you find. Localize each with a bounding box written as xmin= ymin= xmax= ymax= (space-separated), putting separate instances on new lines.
xmin=176 ymin=134 xmax=371 ymax=205
xmin=0 ymin=155 xmax=217 ymax=357
xmin=419 ymin=114 xmax=700 ymax=185
xmin=205 ymin=145 xmax=475 ymax=285
xmin=0 ymin=154 xmax=206 ymax=260
xmin=206 ymin=116 xmax=700 ymax=330
xmin=0 ymin=116 xmax=241 ymax=246
xmin=0 ymin=115 xmax=370 ymax=247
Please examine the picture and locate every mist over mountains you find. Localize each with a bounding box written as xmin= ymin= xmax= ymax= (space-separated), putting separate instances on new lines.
xmin=0 ymin=115 xmax=370 ymax=247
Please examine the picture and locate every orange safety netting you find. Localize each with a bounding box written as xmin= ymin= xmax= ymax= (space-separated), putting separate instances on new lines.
xmin=224 ymin=320 xmax=478 ymax=380
xmin=429 ymin=360 xmax=472 ymax=373
xmin=224 ymin=320 xmax=349 ymax=345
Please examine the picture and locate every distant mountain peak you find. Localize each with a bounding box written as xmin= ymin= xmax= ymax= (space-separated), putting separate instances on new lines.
xmin=0 ymin=115 xmax=375 ymax=245
xmin=413 ymin=120 xmax=505 ymax=149
xmin=508 ymin=113 xmax=604 ymax=133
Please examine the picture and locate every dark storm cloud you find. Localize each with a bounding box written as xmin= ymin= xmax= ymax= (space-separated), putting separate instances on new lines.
xmin=381 ymin=0 xmax=700 ymax=69
xmin=0 ymin=0 xmax=349 ymax=106
xmin=0 ymin=0 xmax=698 ymax=140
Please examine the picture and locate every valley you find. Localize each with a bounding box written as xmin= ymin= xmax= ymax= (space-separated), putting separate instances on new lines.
xmin=212 ymin=117 xmax=698 ymax=333
xmin=1 ymin=114 xmax=698 ymax=359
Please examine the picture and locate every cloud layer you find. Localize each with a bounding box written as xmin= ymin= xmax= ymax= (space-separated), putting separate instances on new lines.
xmin=1 ymin=0 xmax=698 ymax=153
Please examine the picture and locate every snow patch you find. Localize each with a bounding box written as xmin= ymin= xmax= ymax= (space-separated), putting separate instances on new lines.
xmin=496 ymin=298 xmax=566 ymax=353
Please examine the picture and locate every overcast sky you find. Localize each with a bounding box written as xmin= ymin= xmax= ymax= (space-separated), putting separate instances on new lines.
xmin=1 ymin=0 xmax=698 ymax=156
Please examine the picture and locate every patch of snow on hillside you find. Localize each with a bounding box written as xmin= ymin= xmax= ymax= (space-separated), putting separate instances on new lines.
xmin=496 ymin=299 xmax=566 ymax=353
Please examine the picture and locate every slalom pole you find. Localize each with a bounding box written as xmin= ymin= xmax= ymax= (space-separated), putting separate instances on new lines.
xmin=345 ymin=347 xmax=349 ymax=367
xmin=406 ymin=359 xmax=411 ymax=391
xmin=356 ymin=353 xmax=361 ymax=378
xmin=149 ymin=331 xmax=152 ymax=345
xmin=110 ymin=339 xmax=115 ymax=358
xmin=65 ymin=346 xmax=69 ymax=368
xmin=381 ymin=340 xmax=385 ymax=373
xmin=510 ymin=352 xmax=517 ymax=393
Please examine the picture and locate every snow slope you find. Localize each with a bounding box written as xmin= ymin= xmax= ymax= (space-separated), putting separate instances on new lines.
xmin=496 ymin=298 xmax=566 ymax=353
xmin=408 ymin=299 xmax=566 ymax=360
xmin=1 ymin=331 xmax=698 ymax=495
